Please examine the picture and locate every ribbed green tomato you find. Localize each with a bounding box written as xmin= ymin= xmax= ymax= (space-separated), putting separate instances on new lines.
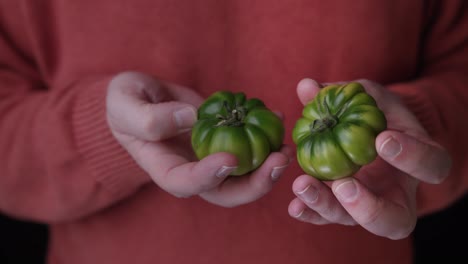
xmin=292 ymin=82 xmax=387 ymax=180
xmin=192 ymin=91 xmax=285 ymax=176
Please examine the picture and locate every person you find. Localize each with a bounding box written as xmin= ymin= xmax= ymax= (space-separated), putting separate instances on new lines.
xmin=0 ymin=1 xmax=466 ymax=263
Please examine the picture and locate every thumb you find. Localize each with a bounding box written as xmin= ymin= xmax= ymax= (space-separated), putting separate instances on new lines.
xmin=144 ymin=102 xmax=197 ymax=141
xmin=296 ymin=78 xmax=322 ymax=105
xmin=107 ymin=71 xmax=198 ymax=141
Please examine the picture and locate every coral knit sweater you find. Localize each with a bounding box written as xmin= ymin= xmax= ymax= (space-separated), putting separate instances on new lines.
xmin=1 ymin=1 xmax=468 ymax=264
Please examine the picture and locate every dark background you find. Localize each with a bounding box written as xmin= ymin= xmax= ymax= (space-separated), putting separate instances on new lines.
xmin=1 ymin=193 xmax=467 ymax=264
xmin=412 ymin=193 xmax=468 ymax=263
xmin=0 ymin=214 xmax=48 ymax=264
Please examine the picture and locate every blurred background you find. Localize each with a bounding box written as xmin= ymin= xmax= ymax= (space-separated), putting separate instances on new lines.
xmin=1 ymin=193 xmax=467 ymax=264
xmin=412 ymin=193 xmax=468 ymax=263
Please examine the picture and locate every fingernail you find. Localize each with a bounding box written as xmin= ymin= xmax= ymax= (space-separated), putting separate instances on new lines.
xmin=334 ymin=180 xmax=358 ymax=203
xmin=293 ymin=209 xmax=304 ymax=218
xmin=173 ymin=107 xmax=197 ymax=130
xmin=271 ymin=164 xmax=288 ymax=181
xmin=216 ymin=166 xmax=237 ymax=178
xmin=296 ymin=185 xmax=319 ymax=204
xmin=380 ymin=137 xmax=402 ymax=158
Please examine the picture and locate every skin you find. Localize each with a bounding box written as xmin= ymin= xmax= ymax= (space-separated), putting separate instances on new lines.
xmin=288 ymin=78 xmax=452 ymax=240
xmin=106 ymin=72 xmax=292 ymax=207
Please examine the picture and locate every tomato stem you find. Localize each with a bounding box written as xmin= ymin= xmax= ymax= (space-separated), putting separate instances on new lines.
xmin=310 ymin=100 xmax=338 ymax=133
xmin=216 ymin=101 xmax=246 ymax=127
xmin=310 ymin=116 xmax=337 ymax=133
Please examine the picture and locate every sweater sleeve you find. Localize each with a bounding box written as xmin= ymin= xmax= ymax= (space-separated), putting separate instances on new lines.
xmin=0 ymin=28 xmax=150 ymax=223
xmin=387 ymin=0 xmax=468 ymax=216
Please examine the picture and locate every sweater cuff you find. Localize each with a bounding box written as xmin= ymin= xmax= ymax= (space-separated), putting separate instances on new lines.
xmin=72 ymin=76 xmax=150 ymax=196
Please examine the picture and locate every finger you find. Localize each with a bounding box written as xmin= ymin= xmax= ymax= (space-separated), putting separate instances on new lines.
xmin=292 ymin=175 xmax=356 ymax=225
xmin=107 ymin=72 xmax=198 ymax=141
xmin=147 ymin=151 xmax=239 ymax=198
xmin=200 ymin=148 xmax=291 ymax=207
xmin=376 ymin=131 xmax=451 ymax=184
xmin=288 ymin=198 xmax=332 ymax=225
xmin=296 ymin=78 xmax=321 ymax=105
xmin=332 ymin=178 xmax=416 ymax=240
xmin=350 ymin=79 xmax=392 ymax=113
xmin=353 ymin=79 xmax=428 ymax=136
xmin=164 ymin=81 xmax=205 ymax=107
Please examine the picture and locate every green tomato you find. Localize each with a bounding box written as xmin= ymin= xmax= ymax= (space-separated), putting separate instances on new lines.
xmin=292 ymin=82 xmax=387 ymax=180
xmin=192 ymin=91 xmax=285 ymax=176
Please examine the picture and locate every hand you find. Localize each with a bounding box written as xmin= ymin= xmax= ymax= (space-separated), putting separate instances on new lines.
xmin=288 ymin=78 xmax=452 ymax=239
xmin=106 ymin=72 xmax=291 ymax=207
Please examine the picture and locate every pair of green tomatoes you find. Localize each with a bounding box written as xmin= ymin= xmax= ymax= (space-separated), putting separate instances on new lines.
xmin=191 ymin=82 xmax=387 ymax=180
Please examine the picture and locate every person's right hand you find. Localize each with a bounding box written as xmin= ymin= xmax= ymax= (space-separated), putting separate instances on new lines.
xmin=106 ymin=72 xmax=291 ymax=207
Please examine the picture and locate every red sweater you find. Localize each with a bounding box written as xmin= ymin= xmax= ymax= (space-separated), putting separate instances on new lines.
xmin=1 ymin=1 xmax=467 ymax=263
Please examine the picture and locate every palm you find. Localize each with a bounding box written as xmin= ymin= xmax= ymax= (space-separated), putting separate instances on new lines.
xmin=356 ymin=157 xmax=417 ymax=216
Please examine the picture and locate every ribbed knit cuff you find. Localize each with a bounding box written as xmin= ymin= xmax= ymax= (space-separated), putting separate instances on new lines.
xmin=72 ymin=76 xmax=150 ymax=196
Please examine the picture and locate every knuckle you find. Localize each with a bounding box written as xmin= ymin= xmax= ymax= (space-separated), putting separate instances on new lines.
xmin=110 ymin=71 xmax=163 ymax=99
xmin=160 ymin=182 xmax=191 ymax=198
xmin=140 ymin=105 xmax=174 ymax=141
xmin=173 ymin=175 xmax=217 ymax=198
xmin=343 ymin=219 xmax=358 ymax=226
xmin=360 ymin=197 xmax=384 ymax=226
xmin=109 ymin=72 xmax=141 ymax=89
xmin=402 ymin=141 xmax=430 ymax=177
xmin=140 ymin=113 xmax=160 ymax=141
xmin=320 ymin=205 xmax=351 ymax=224
xmin=312 ymin=199 xmax=338 ymax=220
xmin=164 ymin=182 xmax=198 ymax=198
xmin=301 ymin=210 xmax=329 ymax=225
xmin=251 ymin=179 xmax=273 ymax=196
xmin=192 ymin=179 xmax=217 ymax=194
xmin=322 ymin=208 xmax=344 ymax=223
xmin=155 ymin=167 xmax=199 ymax=198
xmin=407 ymin=143 xmax=451 ymax=184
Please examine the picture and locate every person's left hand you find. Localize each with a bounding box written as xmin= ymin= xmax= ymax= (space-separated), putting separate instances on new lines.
xmin=288 ymin=78 xmax=452 ymax=240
